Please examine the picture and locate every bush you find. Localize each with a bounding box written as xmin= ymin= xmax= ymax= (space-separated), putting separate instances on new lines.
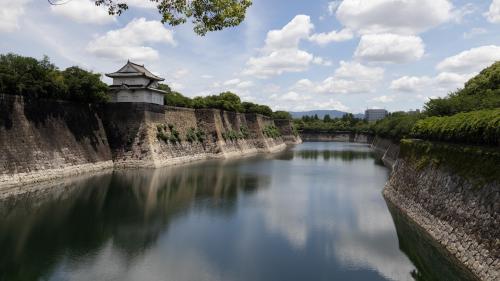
xmin=262 ymin=125 xmax=281 ymax=138
xmin=372 ymin=112 xmax=423 ymax=140
xmin=272 ymin=110 xmax=292 ymax=120
xmin=411 ymin=108 xmax=500 ymax=146
xmin=240 ymin=125 xmax=250 ymax=139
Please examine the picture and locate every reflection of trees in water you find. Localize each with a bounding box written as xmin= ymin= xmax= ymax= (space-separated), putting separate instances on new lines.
xmin=385 ymin=201 xmax=477 ymax=281
xmin=0 ymin=161 xmax=269 ymax=281
xmin=294 ymin=150 xmax=374 ymax=161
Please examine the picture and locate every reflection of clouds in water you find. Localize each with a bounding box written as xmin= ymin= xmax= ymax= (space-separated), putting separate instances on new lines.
xmin=258 ymin=146 xmax=414 ymax=281
xmin=54 ymin=240 xmax=224 ymax=281
xmin=259 ymin=184 xmax=309 ymax=249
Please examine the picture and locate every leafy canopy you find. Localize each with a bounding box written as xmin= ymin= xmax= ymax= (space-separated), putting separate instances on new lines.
xmin=424 ymin=61 xmax=500 ymax=116
xmin=94 ymin=0 xmax=252 ymax=35
xmin=0 ymin=53 xmax=109 ymax=103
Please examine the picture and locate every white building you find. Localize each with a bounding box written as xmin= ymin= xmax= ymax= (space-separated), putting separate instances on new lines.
xmin=106 ymin=61 xmax=166 ymax=105
xmin=365 ymin=109 xmax=388 ymax=122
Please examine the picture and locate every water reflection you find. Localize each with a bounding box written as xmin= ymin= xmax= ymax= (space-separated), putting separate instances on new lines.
xmin=385 ymin=202 xmax=477 ymax=281
xmin=0 ymin=142 xmax=463 ymax=281
xmin=0 ymin=161 xmax=269 ymax=281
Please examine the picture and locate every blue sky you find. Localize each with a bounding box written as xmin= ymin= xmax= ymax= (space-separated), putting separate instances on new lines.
xmin=1 ymin=0 xmax=500 ymax=113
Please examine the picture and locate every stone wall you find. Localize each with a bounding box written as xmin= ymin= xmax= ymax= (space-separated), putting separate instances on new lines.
xmin=0 ymin=95 xmax=113 ymax=193
xmin=0 ymin=95 xmax=288 ymax=193
xmin=274 ymin=119 xmax=302 ymax=144
xmin=370 ymin=136 xmax=400 ymax=169
xmin=300 ymin=131 xmax=372 ymax=144
xmin=383 ymin=140 xmax=499 ymax=281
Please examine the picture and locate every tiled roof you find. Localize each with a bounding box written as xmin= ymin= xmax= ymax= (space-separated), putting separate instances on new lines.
xmin=106 ymin=61 xmax=164 ymax=81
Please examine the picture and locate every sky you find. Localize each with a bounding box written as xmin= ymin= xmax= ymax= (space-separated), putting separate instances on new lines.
xmin=1 ymin=0 xmax=500 ymax=113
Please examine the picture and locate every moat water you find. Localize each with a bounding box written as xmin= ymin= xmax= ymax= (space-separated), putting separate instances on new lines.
xmin=0 ymin=142 xmax=473 ymax=281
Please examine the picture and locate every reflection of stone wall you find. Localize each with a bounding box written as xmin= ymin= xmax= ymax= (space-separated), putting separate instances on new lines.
xmin=384 ymin=141 xmax=499 ymax=281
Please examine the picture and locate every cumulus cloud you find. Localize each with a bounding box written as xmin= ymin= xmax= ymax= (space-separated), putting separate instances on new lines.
xmin=327 ymin=1 xmax=342 ymax=15
xmin=51 ymin=0 xmax=115 ymax=25
xmin=290 ymin=61 xmax=384 ymax=95
xmin=123 ymin=0 xmax=157 ymax=9
xmin=371 ymin=95 xmax=395 ymax=103
xmin=354 ymin=34 xmax=425 ymax=63
xmin=485 ymin=0 xmax=500 ymax=23
xmin=0 ymin=0 xmax=30 ymax=32
xmin=390 ymin=76 xmax=432 ymax=92
xmin=309 ymin=28 xmax=353 ymax=45
xmin=336 ymin=0 xmax=453 ymax=35
xmin=436 ymin=45 xmax=500 ymax=73
xmin=244 ymin=15 xmax=327 ymax=78
xmin=87 ymin=18 xmax=175 ymax=61
xmin=391 ymin=72 xmax=476 ymax=94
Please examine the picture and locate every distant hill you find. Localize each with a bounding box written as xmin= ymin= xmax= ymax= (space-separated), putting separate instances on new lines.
xmin=290 ymin=110 xmax=364 ymax=119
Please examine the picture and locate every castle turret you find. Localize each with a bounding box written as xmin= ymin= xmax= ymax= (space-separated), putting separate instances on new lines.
xmin=106 ymin=61 xmax=166 ymax=105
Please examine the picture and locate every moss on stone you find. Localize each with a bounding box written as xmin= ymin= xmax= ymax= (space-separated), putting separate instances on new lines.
xmin=400 ymin=139 xmax=500 ymax=187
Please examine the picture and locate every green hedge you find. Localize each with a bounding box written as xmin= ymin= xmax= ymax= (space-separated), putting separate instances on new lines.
xmin=411 ymin=109 xmax=500 ymax=146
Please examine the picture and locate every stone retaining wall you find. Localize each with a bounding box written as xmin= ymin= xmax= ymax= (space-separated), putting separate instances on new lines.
xmin=0 ymin=95 xmax=291 ymax=193
xmin=383 ymin=140 xmax=499 ymax=281
xmin=300 ymin=131 xmax=372 ymax=143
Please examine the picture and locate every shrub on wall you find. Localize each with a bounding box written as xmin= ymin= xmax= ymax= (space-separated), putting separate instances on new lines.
xmin=411 ymin=109 xmax=500 ymax=146
xmin=262 ymin=125 xmax=281 ymax=138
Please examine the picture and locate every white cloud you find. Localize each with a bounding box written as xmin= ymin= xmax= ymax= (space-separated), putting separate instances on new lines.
xmin=434 ymin=72 xmax=476 ymax=88
xmin=463 ymin=28 xmax=487 ymax=39
xmin=244 ymin=49 xmax=314 ymax=77
xmin=0 ymin=0 xmax=30 ymax=32
xmin=312 ymin=57 xmax=333 ymax=66
xmin=244 ymin=15 xmax=326 ymax=78
xmin=371 ymin=95 xmax=395 ymax=103
xmin=51 ymin=0 xmax=115 ymax=25
xmin=390 ymin=72 xmax=476 ymax=94
xmin=264 ymin=15 xmax=313 ymax=50
xmin=390 ymin=76 xmax=432 ymax=92
xmin=309 ymin=28 xmax=353 ymax=45
xmin=354 ymin=34 xmax=425 ymax=63
xmin=201 ymin=75 xmax=213 ymax=79
xmin=123 ymin=0 xmax=157 ymax=9
xmin=87 ymin=18 xmax=175 ymax=61
xmin=436 ymin=45 xmax=500 ymax=73
xmin=328 ymin=1 xmax=342 ymax=15
xmin=485 ymin=0 xmax=500 ymax=23
xmin=173 ymin=68 xmax=189 ymax=79
xmin=336 ymin=0 xmax=453 ymax=35
xmin=294 ymin=61 xmax=384 ymax=94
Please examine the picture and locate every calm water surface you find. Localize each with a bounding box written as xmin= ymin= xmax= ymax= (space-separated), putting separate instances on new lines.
xmin=0 ymin=142 xmax=470 ymax=281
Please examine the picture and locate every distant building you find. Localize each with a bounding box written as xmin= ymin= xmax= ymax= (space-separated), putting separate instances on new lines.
xmin=106 ymin=61 xmax=166 ymax=105
xmin=407 ymin=109 xmax=421 ymax=114
xmin=365 ymin=109 xmax=388 ymax=122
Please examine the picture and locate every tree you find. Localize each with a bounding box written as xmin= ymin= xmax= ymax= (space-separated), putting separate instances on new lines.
xmin=424 ymin=61 xmax=500 ymax=116
xmin=272 ymin=111 xmax=292 ymax=120
xmin=90 ymin=0 xmax=252 ymax=36
xmin=323 ymin=114 xmax=331 ymax=122
xmin=61 ymin=66 xmax=109 ymax=103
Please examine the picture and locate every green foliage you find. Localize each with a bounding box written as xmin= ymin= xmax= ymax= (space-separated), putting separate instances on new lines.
xmin=372 ymin=112 xmax=424 ymax=140
xmin=186 ymin=127 xmax=206 ymax=143
xmin=295 ymin=113 xmax=370 ymax=134
xmin=94 ymin=0 xmax=252 ymax=36
xmin=222 ymin=129 xmax=242 ymax=141
xmin=156 ymin=123 xmax=181 ymax=144
xmin=400 ymin=139 xmax=500 ymax=186
xmin=411 ymin=108 xmax=500 ymax=146
xmin=424 ymin=61 xmax=500 ymax=116
xmin=241 ymin=102 xmax=273 ymax=116
xmin=262 ymin=125 xmax=281 ymax=138
xmin=0 ymin=53 xmax=109 ymax=103
xmin=240 ymin=125 xmax=250 ymax=139
xmin=159 ymin=84 xmax=193 ymax=107
xmin=272 ymin=110 xmax=292 ymax=120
